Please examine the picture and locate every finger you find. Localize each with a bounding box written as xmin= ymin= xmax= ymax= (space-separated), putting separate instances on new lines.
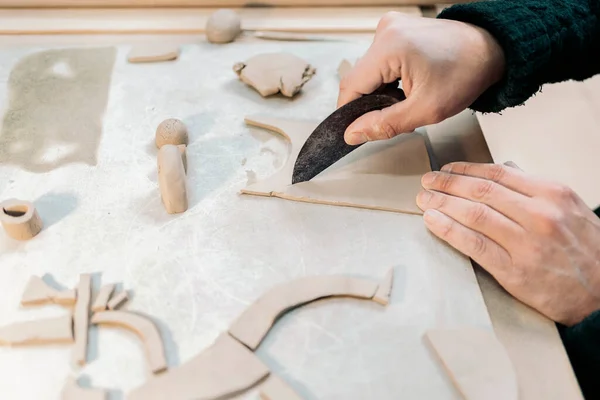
xmin=421 ymin=171 xmax=539 ymax=228
xmin=440 ymin=162 xmax=550 ymax=197
xmin=337 ymin=47 xmax=387 ymax=109
xmin=343 ymin=95 xmax=430 ymax=145
xmin=417 ymin=189 xmax=524 ymax=250
xmin=422 ymin=209 xmax=511 ymax=277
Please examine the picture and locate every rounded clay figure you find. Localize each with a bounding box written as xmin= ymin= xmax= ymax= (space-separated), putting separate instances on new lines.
xmin=206 ymin=9 xmax=242 ymax=44
xmin=155 ymin=118 xmax=188 ymax=149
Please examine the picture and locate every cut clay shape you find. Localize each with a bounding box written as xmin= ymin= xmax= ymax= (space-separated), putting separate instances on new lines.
xmin=127 ymin=44 xmax=179 ymax=64
xmin=21 ymin=275 xmax=76 ymax=307
xmin=260 ymin=374 xmax=303 ymax=400
xmin=228 ymin=269 xmax=392 ymax=350
xmin=91 ymin=310 xmax=167 ymax=374
xmin=241 ymin=116 xmax=432 ymax=215
xmin=155 ymin=118 xmax=188 ymax=149
xmin=177 ymin=144 xmax=187 ymax=174
xmin=91 ymin=284 xmax=115 ymax=312
xmin=127 ymin=333 xmax=269 ymax=400
xmin=0 ymin=198 xmax=42 ymax=240
xmin=233 ymin=53 xmax=316 ymax=98
xmin=373 ymin=268 xmax=394 ymax=306
xmin=107 ymin=290 xmax=129 ymax=310
xmin=337 ymin=58 xmax=353 ymax=79
xmin=0 ymin=315 xmax=73 ymax=346
xmin=206 ymin=8 xmax=242 ymax=44
xmin=158 ymin=144 xmax=188 ymax=214
xmin=61 ymin=376 xmax=107 ymax=400
xmin=424 ymin=328 xmax=518 ymax=400
xmin=73 ymin=274 xmax=91 ymax=366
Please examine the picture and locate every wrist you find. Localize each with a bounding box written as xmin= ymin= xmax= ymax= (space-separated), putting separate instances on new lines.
xmin=468 ymin=22 xmax=506 ymax=88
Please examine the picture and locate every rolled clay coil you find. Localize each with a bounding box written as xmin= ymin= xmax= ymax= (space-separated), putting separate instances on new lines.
xmin=0 ymin=199 xmax=42 ymax=240
xmin=158 ymin=144 xmax=188 ymax=214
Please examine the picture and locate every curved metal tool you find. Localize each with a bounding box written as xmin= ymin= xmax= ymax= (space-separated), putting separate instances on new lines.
xmin=292 ymin=82 xmax=405 ymax=184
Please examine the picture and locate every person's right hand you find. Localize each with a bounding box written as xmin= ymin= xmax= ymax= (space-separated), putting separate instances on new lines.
xmin=338 ymin=12 xmax=506 ymax=145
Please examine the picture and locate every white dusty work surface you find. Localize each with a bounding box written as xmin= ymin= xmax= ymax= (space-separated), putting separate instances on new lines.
xmin=0 ymin=40 xmax=526 ymax=399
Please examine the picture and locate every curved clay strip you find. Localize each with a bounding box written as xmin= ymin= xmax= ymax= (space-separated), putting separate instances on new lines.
xmin=127 ymin=333 xmax=269 ymax=400
xmin=228 ymin=273 xmax=390 ymax=350
xmin=91 ymin=311 xmax=167 ymax=374
xmin=0 ymin=198 xmax=43 ymax=240
xmin=157 ymin=144 xmax=187 ymax=214
xmin=425 ymin=327 xmax=518 ymax=400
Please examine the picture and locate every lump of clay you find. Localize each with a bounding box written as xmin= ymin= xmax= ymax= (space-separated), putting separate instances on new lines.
xmin=233 ymin=53 xmax=316 ymax=98
xmin=206 ymin=9 xmax=242 ymax=44
xmin=155 ymin=118 xmax=188 ymax=149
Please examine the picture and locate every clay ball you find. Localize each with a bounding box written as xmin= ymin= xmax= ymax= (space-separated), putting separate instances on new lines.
xmin=155 ymin=118 xmax=188 ymax=149
xmin=206 ymin=9 xmax=242 ymax=44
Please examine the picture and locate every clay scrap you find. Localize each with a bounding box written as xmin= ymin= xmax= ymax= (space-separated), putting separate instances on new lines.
xmin=0 ymin=315 xmax=73 ymax=346
xmin=0 ymin=198 xmax=43 ymax=240
xmin=127 ymin=44 xmax=179 ymax=64
xmin=21 ymin=275 xmax=76 ymax=307
xmin=107 ymin=290 xmax=129 ymax=310
xmin=73 ymin=274 xmax=92 ymax=366
xmin=260 ymin=374 xmax=303 ymax=400
xmin=127 ymin=333 xmax=269 ymax=400
xmin=206 ymin=8 xmax=242 ymax=44
xmin=241 ymin=116 xmax=431 ymax=215
xmin=91 ymin=284 xmax=115 ymax=312
xmin=61 ymin=376 xmax=107 ymax=400
xmin=233 ymin=53 xmax=316 ymax=98
xmin=91 ymin=310 xmax=167 ymax=374
xmin=424 ymin=328 xmax=518 ymax=400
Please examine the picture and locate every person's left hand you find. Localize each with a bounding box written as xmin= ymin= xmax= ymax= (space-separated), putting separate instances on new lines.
xmin=416 ymin=161 xmax=600 ymax=326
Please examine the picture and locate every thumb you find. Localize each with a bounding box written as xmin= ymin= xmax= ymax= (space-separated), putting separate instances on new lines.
xmin=344 ymin=95 xmax=431 ymax=145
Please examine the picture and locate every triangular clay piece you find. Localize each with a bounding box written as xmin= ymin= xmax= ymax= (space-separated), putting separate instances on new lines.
xmin=241 ymin=115 xmax=431 ymax=215
xmin=424 ymin=327 xmax=518 ymax=400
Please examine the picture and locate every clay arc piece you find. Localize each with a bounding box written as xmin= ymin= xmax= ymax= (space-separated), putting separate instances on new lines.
xmin=0 ymin=198 xmax=43 ymax=240
xmin=107 ymin=290 xmax=129 ymax=310
xmin=91 ymin=310 xmax=167 ymax=374
xmin=233 ymin=53 xmax=316 ymax=98
xmin=21 ymin=275 xmax=76 ymax=307
xmin=228 ymin=269 xmax=393 ymax=350
xmin=127 ymin=333 xmax=270 ymax=400
xmin=0 ymin=315 xmax=73 ymax=346
xmin=61 ymin=376 xmax=107 ymax=400
xmin=425 ymin=327 xmax=518 ymax=400
xmin=241 ymin=116 xmax=431 ymax=215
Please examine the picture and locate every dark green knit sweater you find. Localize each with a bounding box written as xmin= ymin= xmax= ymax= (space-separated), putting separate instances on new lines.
xmin=437 ymin=2 xmax=600 ymax=398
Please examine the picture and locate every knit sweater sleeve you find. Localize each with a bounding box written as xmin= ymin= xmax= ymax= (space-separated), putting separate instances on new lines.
xmin=437 ymin=0 xmax=600 ymax=113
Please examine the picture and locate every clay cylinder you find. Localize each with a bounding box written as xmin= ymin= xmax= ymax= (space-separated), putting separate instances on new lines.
xmin=158 ymin=145 xmax=188 ymax=214
xmin=0 ymin=199 xmax=43 ymax=240
xmin=177 ymin=144 xmax=187 ymax=174
xmin=155 ymin=118 xmax=188 ymax=149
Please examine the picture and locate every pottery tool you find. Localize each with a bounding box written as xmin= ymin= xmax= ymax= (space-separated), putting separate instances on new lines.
xmin=291 ymin=83 xmax=406 ymax=184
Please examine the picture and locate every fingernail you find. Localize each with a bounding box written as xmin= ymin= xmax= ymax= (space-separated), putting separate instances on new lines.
xmin=440 ymin=164 xmax=452 ymax=172
xmin=346 ymin=132 xmax=368 ymax=145
xmin=423 ymin=209 xmax=443 ymax=223
xmin=417 ymin=189 xmax=432 ymax=206
xmin=421 ymin=172 xmax=436 ymax=186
